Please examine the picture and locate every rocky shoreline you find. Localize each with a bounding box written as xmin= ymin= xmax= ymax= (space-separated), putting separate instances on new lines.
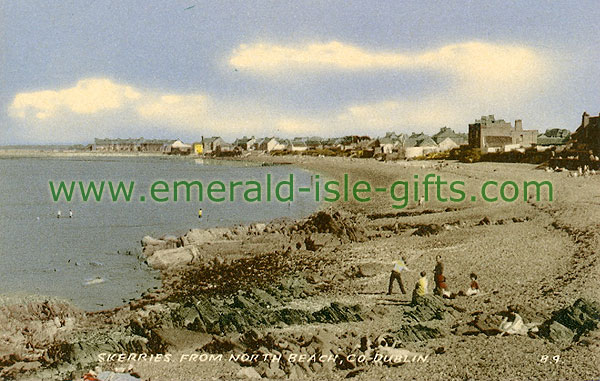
xmin=2 ymin=156 xmax=600 ymax=380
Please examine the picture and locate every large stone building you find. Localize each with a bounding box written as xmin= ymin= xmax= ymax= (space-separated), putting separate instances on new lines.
xmin=572 ymin=112 xmax=600 ymax=153
xmin=468 ymin=115 xmax=537 ymax=152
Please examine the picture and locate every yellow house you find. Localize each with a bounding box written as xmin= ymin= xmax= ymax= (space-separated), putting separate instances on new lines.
xmin=193 ymin=142 xmax=203 ymax=155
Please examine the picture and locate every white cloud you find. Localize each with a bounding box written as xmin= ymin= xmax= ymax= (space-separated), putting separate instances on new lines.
xmin=8 ymin=79 xmax=215 ymax=141
xmin=230 ymin=41 xmax=405 ymax=71
xmin=230 ymin=40 xmax=553 ymax=133
xmin=230 ymin=41 xmax=548 ymax=83
xmin=8 ymin=78 xmax=293 ymax=142
xmin=7 ymin=40 xmax=556 ymax=143
xmin=10 ymin=78 xmax=141 ymax=120
xmin=230 ymin=40 xmax=551 ymax=102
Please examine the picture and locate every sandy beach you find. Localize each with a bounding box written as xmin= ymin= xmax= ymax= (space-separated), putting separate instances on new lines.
xmin=1 ymin=154 xmax=599 ymax=380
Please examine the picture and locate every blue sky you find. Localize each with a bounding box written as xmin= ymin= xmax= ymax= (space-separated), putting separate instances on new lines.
xmin=1 ymin=1 xmax=599 ymax=144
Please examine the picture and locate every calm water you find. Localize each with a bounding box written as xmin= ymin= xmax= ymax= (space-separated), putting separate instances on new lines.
xmin=0 ymin=156 xmax=318 ymax=310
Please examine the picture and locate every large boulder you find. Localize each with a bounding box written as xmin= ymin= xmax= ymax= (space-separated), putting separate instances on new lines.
xmin=140 ymin=236 xmax=170 ymax=257
xmin=540 ymin=298 xmax=600 ymax=343
xmin=295 ymin=210 xmax=366 ymax=242
xmin=146 ymin=246 xmax=200 ymax=269
xmin=181 ymin=229 xmax=218 ymax=246
xmin=141 ymin=235 xmax=183 ymax=257
xmin=545 ymin=321 xmax=575 ymax=344
xmin=141 ymin=235 xmax=165 ymax=247
xmin=181 ymin=228 xmax=235 ymax=246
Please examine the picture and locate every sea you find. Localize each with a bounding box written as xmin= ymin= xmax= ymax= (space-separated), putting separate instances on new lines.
xmin=0 ymin=155 xmax=318 ymax=310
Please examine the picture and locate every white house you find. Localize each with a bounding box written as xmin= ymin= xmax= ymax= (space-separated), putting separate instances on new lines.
xmin=233 ymin=136 xmax=256 ymax=150
xmin=259 ymin=137 xmax=287 ymax=152
xmin=170 ymin=140 xmax=192 ymax=154
xmin=289 ymin=140 xmax=309 ymax=152
xmin=437 ymin=137 xmax=460 ymax=152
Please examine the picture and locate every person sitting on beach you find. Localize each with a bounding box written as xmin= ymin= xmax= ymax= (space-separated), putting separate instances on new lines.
xmin=387 ymin=256 xmax=413 ymax=295
xmin=434 ymin=255 xmax=452 ymax=298
xmin=498 ymin=305 xmax=540 ymax=336
xmin=412 ymin=271 xmax=428 ymax=303
xmin=466 ymin=272 xmax=480 ymax=296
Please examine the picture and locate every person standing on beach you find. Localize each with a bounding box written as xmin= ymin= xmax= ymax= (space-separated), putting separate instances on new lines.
xmin=198 ymin=209 xmax=203 ymax=219
xmin=69 ymin=209 xmax=73 ymax=218
xmin=387 ymin=256 xmax=413 ymax=295
xmin=434 ymin=255 xmax=451 ymax=298
xmin=57 ymin=210 xmax=61 ymax=218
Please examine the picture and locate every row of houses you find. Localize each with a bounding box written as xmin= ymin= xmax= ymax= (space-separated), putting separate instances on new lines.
xmin=200 ymin=128 xmax=469 ymax=158
xmin=91 ymin=129 xmax=468 ymax=158
xmin=92 ymin=138 xmax=175 ymax=152
xmin=91 ymin=138 xmax=195 ymax=154
xmin=92 ymin=113 xmax=586 ymax=158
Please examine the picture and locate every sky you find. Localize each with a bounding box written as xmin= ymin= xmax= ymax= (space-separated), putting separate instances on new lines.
xmin=1 ymin=1 xmax=599 ymax=144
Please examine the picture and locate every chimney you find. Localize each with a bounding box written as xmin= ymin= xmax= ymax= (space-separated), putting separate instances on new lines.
xmin=582 ymin=112 xmax=590 ymax=128
xmin=515 ymin=119 xmax=522 ymax=131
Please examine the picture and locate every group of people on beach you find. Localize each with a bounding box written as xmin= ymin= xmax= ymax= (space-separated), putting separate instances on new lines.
xmin=387 ymin=254 xmax=479 ymax=301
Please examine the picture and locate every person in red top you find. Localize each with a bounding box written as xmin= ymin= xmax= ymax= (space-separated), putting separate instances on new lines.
xmin=434 ymin=255 xmax=452 ymax=298
xmin=466 ymin=272 xmax=480 ymax=296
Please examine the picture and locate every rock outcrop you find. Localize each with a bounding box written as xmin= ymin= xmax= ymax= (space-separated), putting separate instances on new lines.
xmin=539 ymin=298 xmax=600 ymax=344
xmin=0 ymin=296 xmax=83 ymax=379
xmin=291 ymin=210 xmax=366 ymax=243
xmin=170 ymin=279 xmax=364 ymax=335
